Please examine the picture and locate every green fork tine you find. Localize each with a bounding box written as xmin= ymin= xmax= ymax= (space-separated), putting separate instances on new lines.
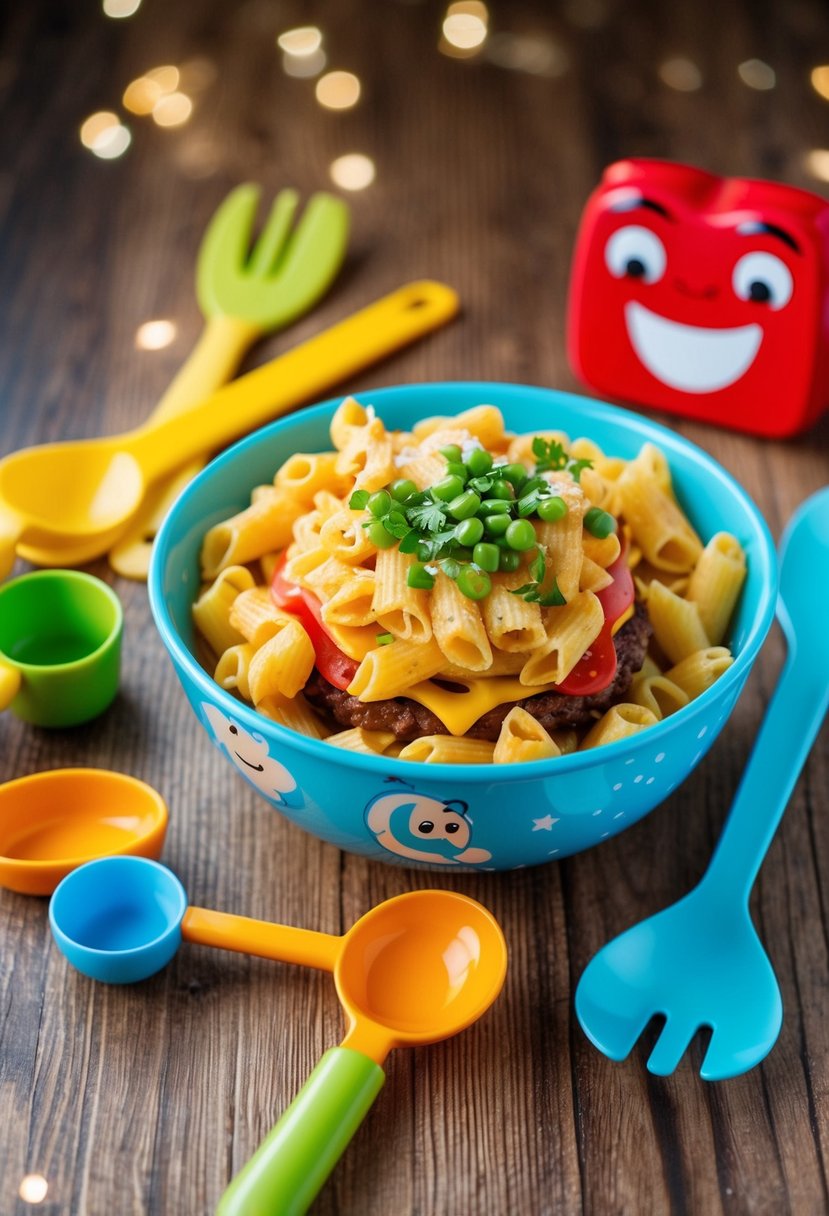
xmin=104 ymin=184 xmax=349 ymax=579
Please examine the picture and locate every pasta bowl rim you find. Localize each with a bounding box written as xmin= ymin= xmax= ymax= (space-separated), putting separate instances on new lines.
xmin=149 ymin=380 xmax=777 ymax=783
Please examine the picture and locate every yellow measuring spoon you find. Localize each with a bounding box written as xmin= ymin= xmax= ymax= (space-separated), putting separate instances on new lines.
xmin=0 ymin=281 xmax=459 ymax=578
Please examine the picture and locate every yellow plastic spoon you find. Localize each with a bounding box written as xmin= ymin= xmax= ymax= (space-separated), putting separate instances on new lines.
xmin=0 ymin=280 xmax=458 ymax=579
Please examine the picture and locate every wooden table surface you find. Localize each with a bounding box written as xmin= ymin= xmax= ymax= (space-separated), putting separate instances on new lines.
xmin=2 ymin=2 xmax=829 ymax=1213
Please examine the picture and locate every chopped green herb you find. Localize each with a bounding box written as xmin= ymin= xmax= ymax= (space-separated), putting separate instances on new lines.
xmin=376 ymin=632 xmax=394 ymax=645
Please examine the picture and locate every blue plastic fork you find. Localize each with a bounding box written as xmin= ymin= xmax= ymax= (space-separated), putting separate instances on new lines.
xmin=576 ymin=486 xmax=829 ymax=1080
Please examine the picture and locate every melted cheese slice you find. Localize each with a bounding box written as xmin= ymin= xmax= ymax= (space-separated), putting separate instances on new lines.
xmin=404 ymin=676 xmax=557 ymax=736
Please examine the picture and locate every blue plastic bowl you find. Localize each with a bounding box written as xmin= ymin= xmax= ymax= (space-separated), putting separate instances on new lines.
xmin=149 ymin=383 xmax=777 ymax=872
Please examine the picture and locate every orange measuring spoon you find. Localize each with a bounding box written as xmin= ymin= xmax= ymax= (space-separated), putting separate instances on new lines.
xmin=187 ymin=890 xmax=508 ymax=1216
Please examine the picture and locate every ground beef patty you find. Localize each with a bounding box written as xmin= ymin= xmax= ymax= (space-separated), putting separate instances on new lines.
xmin=304 ymin=607 xmax=652 ymax=742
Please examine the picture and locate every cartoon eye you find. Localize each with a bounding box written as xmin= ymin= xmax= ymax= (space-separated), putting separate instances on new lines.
xmin=732 ymin=252 xmax=793 ymax=309
xmin=604 ymin=225 xmax=666 ymax=283
xmin=229 ymin=724 xmax=238 ymax=735
xmin=445 ymin=822 xmax=460 ymax=835
xmin=418 ymin=820 xmax=434 ymax=834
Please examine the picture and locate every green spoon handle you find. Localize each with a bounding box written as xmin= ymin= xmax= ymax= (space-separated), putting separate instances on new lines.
xmin=702 ymin=632 xmax=829 ymax=906
xmin=217 ymin=1047 xmax=385 ymax=1216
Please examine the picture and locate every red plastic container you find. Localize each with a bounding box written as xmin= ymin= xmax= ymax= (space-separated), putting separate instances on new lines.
xmin=567 ymin=159 xmax=829 ymax=438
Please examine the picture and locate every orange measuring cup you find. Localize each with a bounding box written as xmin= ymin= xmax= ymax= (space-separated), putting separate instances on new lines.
xmin=189 ymin=890 xmax=508 ymax=1216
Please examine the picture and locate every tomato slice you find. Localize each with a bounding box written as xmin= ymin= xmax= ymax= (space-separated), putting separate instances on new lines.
xmin=554 ymin=546 xmax=635 ymax=696
xmin=270 ymin=554 xmax=358 ymax=690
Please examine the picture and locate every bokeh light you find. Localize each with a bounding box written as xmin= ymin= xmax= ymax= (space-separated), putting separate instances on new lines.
xmin=277 ymin=26 xmax=323 ymax=56
xmin=804 ymin=149 xmax=829 ymax=182
xmin=283 ymin=48 xmax=327 ymax=77
xmin=486 ymin=33 xmax=568 ymax=77
xmin=329 ymin=153 xmax=376 ymax=191
xmin=316 ymin=71 xmax=361 ymax=109
xmin=80 ymin=112 xmax=131 ymax=159
xmin=440 ymin=2 xmax=489 ymax=56
xmin=135 ymin=320 xmax=177 ymax=350
xmin=811 ymin=65 xmax=829 ymax=101
xmin=152 ymin=93 xmax=193 ymax=127
xmin=18 ymin=1175 xmax=48 ymax=1205
xmin=658 ymin=57 xmax=703 ymax=92
xmin=102 ymin=0 xmax=141 ymax=16
xmin=123 ymin=65 xmax=180 ymax=115
xmin=738 ymin=59 xmax=776 ymax=90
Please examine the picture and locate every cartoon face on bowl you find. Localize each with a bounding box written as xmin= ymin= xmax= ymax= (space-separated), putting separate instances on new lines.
xmin=365 ymin=780 xmax=492 ymax=866
xmin=202 ymin=701 xmax=301 ymax=808
xmin=567 ymin=159 xmax=829 ymax=437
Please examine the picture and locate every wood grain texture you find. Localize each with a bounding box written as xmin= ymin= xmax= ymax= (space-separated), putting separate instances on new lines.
xmin=1 ymin=1 xmax=828 ymax=1212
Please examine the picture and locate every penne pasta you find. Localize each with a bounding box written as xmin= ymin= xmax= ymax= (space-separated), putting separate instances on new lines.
xmin=686 ymin=531 xmax=747 ymax=645
xmin=647 ymin=580 xmax=710 ymax=665
xmin=431 ymin=571 xmax=492 ymax=672
xmin=580 ymin=703 xmax=659 ymax=749
xmin=617 ymin=444 xmax=702 ymax=573
xmin=520 ymin=591 xmax=604 ymax=685
xmin=192 ymin=565 xmax=256 ymax=657
xmin=325 ymin=727 xmax=397 ymax=755
xmin=214 ymin=643 xmax=255 ymax=701
xmin=398 ymin=735 xmax=497 ymax=764
xmin=482 ymin=570 xmax=546 ymax=652
xmin=372 ymin=547 xmax=432 ymax=643
xmin=629 ymin=672 xmax=689 ymax=720
xmin=275 ymin=452 xmax=345 ymax=504
xmin=347 ymin=637 xmax=446 ymax=700
xmin=257 ymin=694 xmax=328 ymax=739
xmin=493 ymin=707 xmax=562 ymax=763
xmin=666 ymin=647 xmax=734 ymax=700
xmin=201 ymin=489 xmax=305 ymax=577
xmin=229 ymin=587 xmax=292 ymax=648
xmin=248 ymin=619 xmax=315 ymax=701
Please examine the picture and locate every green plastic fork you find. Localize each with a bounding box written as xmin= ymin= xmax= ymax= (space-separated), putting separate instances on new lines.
xmin=104 ymin=184 xmax=349 ymax=578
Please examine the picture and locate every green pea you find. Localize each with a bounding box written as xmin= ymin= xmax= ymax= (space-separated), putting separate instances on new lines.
xmin=584 ymin=506 xmax=617 ymax=538
xmin=445 ymin=461 xmax=469 ymax=484
xmin=501 ymin=462 xmax=528 ymax=488
xmin=466 ymin=447 xmax=493 ymax=477
xmin=505 ymin=518 xmax=537 ymax=551
xmin=367 ymin=490 xmax=392 ymax=518
xmin=407 ymin=562 xmax=436 ymax=590
xmin=457 ymin=565 xmax=492 ymax=600
xmin=431 ymin=474 xmax=465 ymax=502
xmin=455 ymin=516 xmax=484 ymax=546
xmin=440 ymin=444 xmax=463 ymax=464
xmin=489 ymin=478 xmax=515 ymax=500
xmin=447 ymin=490 xmax=482 ymax=520
xmin=389 ymin=478 xmax=417 ymax=503
xmin=498 ymin=549 xmax=521 ymax=572
xmin=366 ymin=519 xmax=397 ymax=549
xmin=473 ymin=542 xmax=500 ymax=573
xmin=537 ymin=495 xmax=568 ymax=523
xmin=483 ymin=513 xmax=511 ymax=536
xmin=480 ymin=498 xmax=512 ymax=515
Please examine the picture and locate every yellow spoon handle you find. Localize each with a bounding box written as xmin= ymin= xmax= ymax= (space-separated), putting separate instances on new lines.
xmin=181 ymin=906 xmax=342 ymax=971
xmin=0 ymin=661 xmax=21 ymax=710
xmin=128 ymin=281 xmax=460 ymax=481
xmin=0 ymin=509 xmax=22 ymax=581
xmin=150 ymin=315 xmax=262 ymax=424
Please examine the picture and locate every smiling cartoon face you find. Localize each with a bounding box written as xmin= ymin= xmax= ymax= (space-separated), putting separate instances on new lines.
xmin=202 ymin=702 xmax=298 ymax=805
xmin=567 ymin=160 xmax=829 ymax=437
xmin=365 ymin=784 xmax=492 ymax=866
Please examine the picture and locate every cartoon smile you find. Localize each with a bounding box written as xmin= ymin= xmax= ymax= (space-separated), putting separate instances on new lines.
xmin=625 ymin=301 xmax=763 ymax=394
xmin=235 ymin=752 xmax=265 ymax=772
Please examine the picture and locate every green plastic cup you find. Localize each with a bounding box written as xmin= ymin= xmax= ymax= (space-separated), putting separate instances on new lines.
xmin=0 ymin=570 xmax=123 ymax=727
